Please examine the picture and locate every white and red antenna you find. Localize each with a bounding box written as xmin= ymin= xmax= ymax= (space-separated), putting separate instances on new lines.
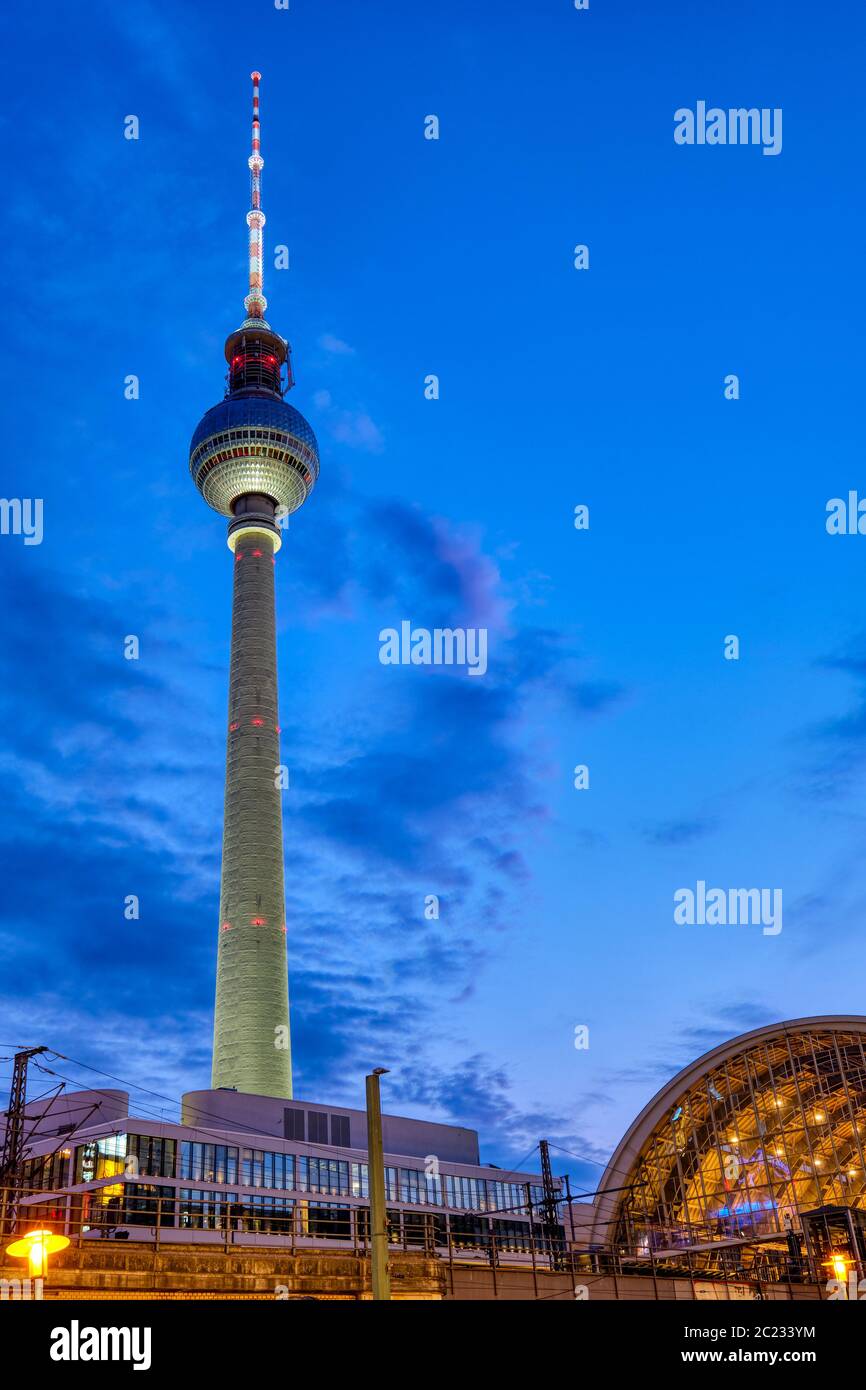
xmin=244 ymin=70 xmax=267 ymax=319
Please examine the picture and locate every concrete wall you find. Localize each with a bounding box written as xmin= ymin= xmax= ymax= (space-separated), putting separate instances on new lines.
xmin=0 ymin=1244 xmax=445 ymax=1300
xmin=181 ymin=1088 xmax=481 ymax=1165
xmin=9 ymin=1090 xmax=129 ymax=1140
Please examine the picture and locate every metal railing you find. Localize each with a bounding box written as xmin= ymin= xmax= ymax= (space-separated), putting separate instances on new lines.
xmin=0 ymin=1182 xmax=832 ymax=1298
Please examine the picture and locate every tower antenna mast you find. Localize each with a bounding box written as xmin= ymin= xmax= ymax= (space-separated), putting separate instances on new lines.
xmin=245 ymin=71 xmax=266 ymax=320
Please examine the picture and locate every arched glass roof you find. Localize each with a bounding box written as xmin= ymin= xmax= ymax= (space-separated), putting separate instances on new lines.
xmin=592 ymin=1017 xmax=866 ymax=1267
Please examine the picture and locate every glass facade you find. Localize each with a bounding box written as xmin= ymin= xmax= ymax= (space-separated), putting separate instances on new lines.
xmin=241 ymin=1195 xmax=294 ymax=1234
xmin=240 ymin=1148 xmax=293 ymax=1190
xmin=123 ymin=1184 xmax=175 ymax=1227
xmin=178 ymin=1141 xmax=238 ymax=1184
xmin=298 ymin=1156 xmax=349 ymax=1196
xmin=178 ymin=1190 xmax=239 ymax=1230
xmin=613 ymin=1025 xmax=866 ymax=1272
xmin=443 ymin=1174 xmax=540 ymax=1213
xmin=487 ymin=1179 xmax=535 ymax=1213
xmin=127 ymin=1134 xmax=176 ymax=1179
xmin=75 ymin=1134 xmax=127 ymax=1184
xmin=387 ymin=1167 xmax=442 ymax=1205
xmin=62 ymin=1133 xmax=548 ymax=1233
xmin=22 ymin=1149 xmax=70 ymax=1192
xmin=303 ymin=1202 xmax=351 ymax=1240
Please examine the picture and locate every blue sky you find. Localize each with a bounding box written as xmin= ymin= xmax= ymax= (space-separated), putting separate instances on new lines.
xmin=1 ymin=0 xmax=865 ymax=1187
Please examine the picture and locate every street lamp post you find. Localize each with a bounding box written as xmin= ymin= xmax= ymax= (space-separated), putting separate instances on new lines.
xmin=6 ymin=1227 xmax=70 ymax=1291
xmin=365 ymin=1068 xmax=391 ymax=1302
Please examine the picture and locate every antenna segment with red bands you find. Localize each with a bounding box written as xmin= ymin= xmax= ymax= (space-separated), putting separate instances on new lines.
xmin=245 ymin=70 xmax=266 ymax=319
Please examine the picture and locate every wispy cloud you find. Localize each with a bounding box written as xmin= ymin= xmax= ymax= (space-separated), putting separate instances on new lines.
xmin=309 ymin=390 xmax=384 ymax=452
xmin=318 ymin=333 xmax=356 ymax=356
xmin=643 ymin=816 xmax=717 ymax=847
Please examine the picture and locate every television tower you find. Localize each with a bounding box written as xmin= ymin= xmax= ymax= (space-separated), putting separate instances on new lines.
xmin=189 ymin=72 xmax=319 ymax=1098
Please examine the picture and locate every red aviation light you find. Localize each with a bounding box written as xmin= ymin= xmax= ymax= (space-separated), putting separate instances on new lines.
xmin=251 ymin=716 xmax=265 ymax=726
xmin=229 ymin=347 xmax=282 ymax=392
xmin=280 ymin=925 xmax=287 ymax=934
xmin=252 ymin=548 xmax=263 ymax=558
xmin=221 ymin=922 xmax=232 ymax=932
xmin=251 ymin=916 xmax=266 ymax=926
xmin=229 ymin=721 xmax=240 ymax=732
xmin=235 ymin=551 xmax=244 ymax=563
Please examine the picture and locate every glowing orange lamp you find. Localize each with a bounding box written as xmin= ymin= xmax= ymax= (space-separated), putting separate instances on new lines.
xmin=822 ymin=1252 xmax=854 ymax=1283
xmin=5 ymin=1228 xmax=70 ymax=1277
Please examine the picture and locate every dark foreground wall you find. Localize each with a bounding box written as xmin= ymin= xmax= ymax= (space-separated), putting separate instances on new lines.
xmin=0 ymin=1245 xmax=444 ymax=1300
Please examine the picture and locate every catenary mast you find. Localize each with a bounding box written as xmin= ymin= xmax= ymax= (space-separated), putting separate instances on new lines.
xmin=189 ymin=73 xmax=319 ymax=1098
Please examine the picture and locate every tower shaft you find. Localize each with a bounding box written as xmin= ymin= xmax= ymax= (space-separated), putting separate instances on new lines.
xmin=193 ymin=71 xmax=317 ymax=1100
xmin=212 ymin=514 xmax=291 ymax=1097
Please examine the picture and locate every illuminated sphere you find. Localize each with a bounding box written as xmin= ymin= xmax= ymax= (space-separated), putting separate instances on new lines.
xmin=189 ymin=394 xmax=319 ymax=519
